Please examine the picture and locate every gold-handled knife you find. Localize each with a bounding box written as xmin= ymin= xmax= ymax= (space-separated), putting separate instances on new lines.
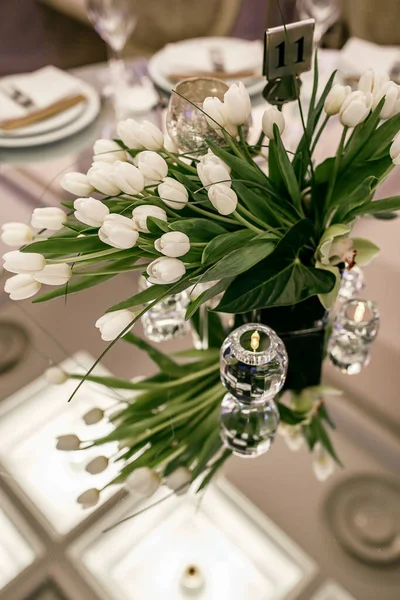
xmin=0 ymin=94 xmax=87 ymax=131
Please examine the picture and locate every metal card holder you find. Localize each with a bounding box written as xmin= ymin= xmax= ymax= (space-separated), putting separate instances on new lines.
xmin=263 ymin=19 xmax=315 ymax=81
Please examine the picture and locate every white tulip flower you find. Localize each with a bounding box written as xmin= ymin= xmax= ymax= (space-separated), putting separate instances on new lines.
xmin=324 ymin=84 xmax=351 ymax=115
xmin=56 ymin=434 xmax=81 ymax=451
xmin=312 ymin=442 xmax=335 ymax=482
xmin=98 ymin=213 xmax=139 ymax=249
xmin=203 ymin=96 xmax=227 ymax=131
xmin=358 ymin=69 xmax=389 ymax=96
xmin=85 ymin=456 xmax=109 ymax=475
xmin=137 ymin=151 xmax=168 ymax=182
xmin=4 ymin=274 xmax=41 ymax=300
xmin=31 ymin=207 xmax=66 ymax=231
xmin=45 ymin=366 xmax=68 ymax=384
xmin=1 ymin=222 xmax=33 ymax=247
xmin=86 ymin=162 xmax=121 ymax=196
xmin=132 ymin=204 xmax=167 ymax=233
xmin=117 ymin=118 xmax=164 ymax=151
xmin=95 ymin=309 xmax=135 ymax=341
xmin=197 ymin=150 xmax=231 ymax=189
xmin=154 ymin=231 xmax=190 ymax=257
xmin=223 ymin=81 xmax=252 ymax=125
xmin=74 ymin=197 xmax=110 ymax=227
xmin=3 ymin=250 xmax=45 ymax=274
xmin=339 ymin=91 xmax=372 ymax=127
xmin=390 ymin=131 xmax=400 ymax=165
xmin=34 ymin=263 xmax=72 ymax=286
xmin=158 ymin=177 xmax=189 ymax=210
xmin=60 ymin=172 xmax=95 ymax=196
xmin=208 ymin=183 xmax=238 ymax=215
xmin=261 ymin=106 xmax=286 ymax=139
xmin=163 ymin=134 xmax=178 ymax=153
xmin=110 ymin=161 xmax=144 ymax=195
xmin=125 ymin=467 xmax=161 ymax=497
xmin=146 ymin=256 xmax=186 ymax=284
xmin=166 ymin=467 xmax=191 ymax=495
xmin=83 ymin=407 xmax=104 ymax=425
xmin=93 ymin=139 xmax=126 ymax=163
xmin=373 ymin=81 xmax=400 ymax=119
xmin=77 ymin=488 xmax=100 ymax=508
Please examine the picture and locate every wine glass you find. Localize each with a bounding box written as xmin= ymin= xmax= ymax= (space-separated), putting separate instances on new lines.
xmin=296 ymin=0 xmax=341 ymax=46
xmin=86 ymin=0 xmax=137 ymax=100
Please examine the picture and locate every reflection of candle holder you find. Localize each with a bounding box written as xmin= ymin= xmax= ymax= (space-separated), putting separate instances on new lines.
xmin=180 ymin=564 xmax=205 ymax=596
xmin=219 ymin=323 xmax=287 ymax=457
xmin=334 ymin=299 xmax=379 ymax=344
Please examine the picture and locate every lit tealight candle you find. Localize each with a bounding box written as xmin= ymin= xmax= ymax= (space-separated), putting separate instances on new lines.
xmin=335 ymin=299 xmax=380 ymax=343
xmin=180 ymin=564 xmax=205 ymax=596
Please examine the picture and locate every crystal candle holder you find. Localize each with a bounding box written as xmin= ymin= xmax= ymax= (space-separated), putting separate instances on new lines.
xmin=328 ymin=333 xmax=371 ymax=375
xmin=334 ymin=299 xmax=380 ymax=343
xmin=338 ymin=265 xmax=365 ymax=300
xmin=220 ymin=323 xmax=288 ymax=404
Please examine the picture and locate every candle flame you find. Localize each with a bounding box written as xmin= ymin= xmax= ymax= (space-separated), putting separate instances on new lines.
xmin=250 ymin=330 xmax=260 ymax=352
xmin=354 ymin=302 xmax=365 ymax=323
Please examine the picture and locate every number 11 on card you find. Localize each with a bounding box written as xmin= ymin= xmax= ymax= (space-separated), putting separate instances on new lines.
xmin=263 ymin=19 xmax=315 ymax=81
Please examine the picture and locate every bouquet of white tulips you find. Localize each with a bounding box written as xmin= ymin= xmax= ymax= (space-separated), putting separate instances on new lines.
xmin=3 ymin=62 xmax=400 ymax=506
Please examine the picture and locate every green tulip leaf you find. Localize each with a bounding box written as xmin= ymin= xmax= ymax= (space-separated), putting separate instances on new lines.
xmin=352 ymin=237 xmax=380 ymax=266
xmin=169 ymin=218 xmax=227 ymax=241
xmin=202 ymin=229 xmax=256 ymax=264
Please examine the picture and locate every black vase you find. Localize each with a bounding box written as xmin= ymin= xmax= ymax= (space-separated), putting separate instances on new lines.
xmin=233 ymin=296 xmax=328 ymax=392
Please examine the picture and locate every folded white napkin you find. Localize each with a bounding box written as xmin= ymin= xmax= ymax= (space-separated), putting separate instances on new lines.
xmin=0 ymin=65 xmax=82 ymax=121
xmin=161 ymin=39 xmax=263 ymax=76
xmin=338 ymin=37 xmax=400 ymax=78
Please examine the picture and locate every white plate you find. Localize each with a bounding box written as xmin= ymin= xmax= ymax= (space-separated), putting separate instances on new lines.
xmin=0 ymin=80 xmax=101 ymax=148
xmin=0 ymin=102 xmax=86 ymax=138
xmin=148 ymin=37 xmax=265 ymax=97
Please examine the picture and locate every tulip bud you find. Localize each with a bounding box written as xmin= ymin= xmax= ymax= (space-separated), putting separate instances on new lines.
xmin=339 ymin=91 xmax=372 ymax=127
xmin=31 ymin=207 xmax=66 ymax=231
xmin=93 ymin=139 xmax=126 ymax=163
xmin=77 ymin=488 xmax=100 ymax=508
xmin=83 ymin=407 xmax=104 ymax=425
xmin=163 ymin=134 xmax=178 ymax=153
xmin=56 ymin=434 xmax=81 ymax=451
xmin=3 ymin=250 xmax=45 ymax=274
xmin=166 ymin=466 xmax=191 ymax=495
xmin=373 ymin=81 xmax=400 ymax=119
xmin=137 ymin=151 xmax=168 ymax=182
xmin=125 ymin=467 xmax=161 ymax=498
xmin=85 ymin=456 xmax=109 ymax=475
xmin=154 ymin=231 xmax=190 ymax=258
xmin=197 ymin=151 xmax=231 ymax=189
xmin=74 ymin=197 xmax=110 ymax=227
xmin=4 ymin=274 xmax=41 ymax=300
xmin=95 ymin=309 xmax=135 ymax=341
xmin=60 ymin=172 xmax=95 ymax=196
xmin=117 ymin=119 xmax=164 ymax=151
xmin=158 ymin=177 xmax=189 ymax=210
xmin=312 ymin=442 xmax=335 ymax=482
xmin=132 ymin=205 xmax=167 ymax=233
xmin=87 ymin=162 xmax=121 ymax=196
xmin=223 ymin=81 xmax=251 ymax=126
xmin=1 ymin=223 xmax=33 ymax=247
xmin=324 ymin=84 xmax=351 ymax=116
xmin=34 ymin=263 xmax=72 ymax=285
xmin=110 ymin=161 xmax=144 ymax=195
xmin=203 ymin=96 xmax=226 ymax=131
xmin=261 ymin=106 xmax=285 ymax=139
xmin=390 ymin=131 xmax=400 ymax=165
xmin=98 ymin=213 xmax=139 ymax=249
xmin=146 ymin=256 xmax=186 ymax=284
xmin=208 ymin=183 xmax=238 ymax=215
xmin=45 ymin=366 xmax=68 ymax=384
xmin=358 ymin=69 xmax=389 ymax=95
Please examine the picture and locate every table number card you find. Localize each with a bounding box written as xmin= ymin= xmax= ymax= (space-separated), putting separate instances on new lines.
xmin=263 ymin=19 xmax=315 ymax=81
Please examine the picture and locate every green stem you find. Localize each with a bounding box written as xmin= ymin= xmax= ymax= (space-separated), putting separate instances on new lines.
xmin=223 ymin=130 xmax=244 ymax=159
xmin=310 ymin=114 xmax=330 ymax=155
xmin=164 ymin=149 xmax=197 ymax=174
xmin=189 ymin=203 xmax=238 ymax=225
xmin=238 ymin=126 xmax=254 ymax=164
xmin=236 ymin=204 xmax=268 ymax=230
xmin=325 ymin=126 xmax=349 ymax=210
xmin=190 ymin=242 xmax=207 ymax=247
xmin=47 ymin=248 xmax=122 ymax=264
xmin=72 ymin=264 xmax=147 ymax=276
xmin=233 ymin=210 xmax=263 ymax=233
